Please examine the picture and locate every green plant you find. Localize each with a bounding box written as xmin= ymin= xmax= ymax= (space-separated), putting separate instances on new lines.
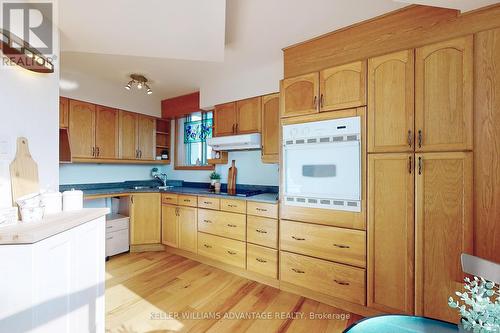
xmin=449 ymin=276 xmax=500 ymax=332
xmin=209 ymin=172 xmax=221 ymax=180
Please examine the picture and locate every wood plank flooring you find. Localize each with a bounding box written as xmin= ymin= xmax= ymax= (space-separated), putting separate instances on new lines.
xmin=105 ymin=251 xmax=362 ymax=333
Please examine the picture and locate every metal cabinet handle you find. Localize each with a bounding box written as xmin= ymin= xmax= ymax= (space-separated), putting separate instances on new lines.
xmin=256 ymin=258 xmax=267 ymax=263
xmin=408 ymin=130 xmax=413 ymax=148
xmin=203 ymin=244 xmax=212 ymax=248
xmin=313 ymin=95 xmax=318 ymax=109
xmin=106 ymin=226 xmax=113 ymax=229
xmin=227 ymin=224 xmax=237 ymax=228
xmin=292 ymin=236 xmax=305 ymax=241
xmin=183 ymin=199 xmax=191 ymax=202
xmin=408 ymin=156 xmax=412 ymax=174
xmin=256 ymin=208 xmax=268 ymax=212
xmin=333 ymin=243 xmax=350 ymax=249
xmin=92 ymin=147 xmax=95 ymax=157
xmin=334 ymin=280 xmax=350 ymax=286
xmin=203 ymin=219 xmax=212 ymax=223
xmin=292 ymin=268 xmax=305 ymax=274
xmin=135 ymin=150 xmax=138 ymax=158
xmin=232 ymin=124 xmax=236 ymax=134
xmin=320 ymin=94 xmax=324 ymax=108
xmin=139 ymin=150 xmax=142 ymax=158
xmin=228 ymin=204 xmax=237 ymax=208
xmin=418 ymin=156 xmax=423 ymax=175
xmin=227 ymin=250 xmax=237 ymax=255
xmin=203 ymin=201 xmax=212 ymax=205
xmin=255 ymin=229 xmax=267 ymax=234
xmin=96 ymin=147 xmax=100 ymax=157
xmin=418 ymin=130 xmax=422 ymax=148
xmin=235 ymin=123 xmax=239 ymax=133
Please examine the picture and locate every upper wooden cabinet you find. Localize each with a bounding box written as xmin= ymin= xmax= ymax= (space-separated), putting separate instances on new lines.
xmin=236 ymin=96 xmax=261 ymax=134
xmin=214 ymin=102 xmax=237 ymax=136
xmin=415 ymin=36 xmax=473 ymax=152
xmin=280 ymin=72 xmax=319 ymax=118
xmin=261 ymin=93 xmax=280 ymax=163
xmin=368 ymin=153 xmax=414 ymax=314
xmin=59 ymin=97 xmax=69 ymax=128
xmin=415 ymin=152 xmax=473 ymax=323
xmin=320 ymin=60 xmax=367 ymax=112
xmin=69 ymin=100 xmax=96 ymax=158
xmin=368 ymin=50 xmax=415 ymax=153
xmin=95 ymin=106 xmax=119 ymax=159
xmin=137 ymin=115 xmax=156 ymax=160
xmin=131 ymin=193 xmax=161 ymax=245
xmin=118 ymin=111 xmax=138 ymax=160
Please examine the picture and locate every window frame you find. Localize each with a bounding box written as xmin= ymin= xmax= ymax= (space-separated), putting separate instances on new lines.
xmin=174 ymin=111 xmax=215 ymax=171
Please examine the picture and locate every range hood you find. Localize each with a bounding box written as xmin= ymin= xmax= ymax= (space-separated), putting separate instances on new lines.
xmin=207 ymin=133 xmax=261 ymax=151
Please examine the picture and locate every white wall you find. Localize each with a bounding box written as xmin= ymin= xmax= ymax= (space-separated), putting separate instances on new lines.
xmin=0 ymin=40 xmax=60 ymax=208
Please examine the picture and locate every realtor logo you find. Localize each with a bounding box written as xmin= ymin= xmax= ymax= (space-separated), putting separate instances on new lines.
xmin=2 ymin=1 xmax=53 ymax=54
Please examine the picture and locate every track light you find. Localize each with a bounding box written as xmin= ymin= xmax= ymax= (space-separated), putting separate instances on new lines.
xmin=124 ymin=74 xmax=153 ymax=95
xmin=145 ymin=84 xmax=152 ymax=95
xmin=125 ymin=80 xmax=133 ymax=90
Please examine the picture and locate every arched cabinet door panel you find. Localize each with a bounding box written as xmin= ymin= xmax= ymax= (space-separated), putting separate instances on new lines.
xmin=281 ymin=72 xmax=319 ymax=118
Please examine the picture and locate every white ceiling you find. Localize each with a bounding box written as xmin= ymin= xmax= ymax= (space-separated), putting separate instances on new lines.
xmin=59 ymin=0 xmax=499 ymax=109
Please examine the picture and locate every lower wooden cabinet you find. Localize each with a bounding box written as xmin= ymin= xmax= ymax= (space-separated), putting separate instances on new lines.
xmin=247 ymin=215 xmax=278 ymax=249
xmin=161 ymin=204 xmax=178 ymax=247
xmin=280 ymin=251 xmax=366 ymax=305
xmin=197 ymin=209 xmax=246 ymax=241
xmin=130 ymin=193 xmax=161 ymax=245
xmin=162 ymin=204 xmax=198 ymax=253
xmin=197 ymin=232 xmax=246 ymax=269
xmin=246 ymin=244 xmax=278 ymax=279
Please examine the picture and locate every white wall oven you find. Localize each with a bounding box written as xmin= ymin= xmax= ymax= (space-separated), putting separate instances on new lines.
xmin=283 ymin=116 xmax=361 ymax=212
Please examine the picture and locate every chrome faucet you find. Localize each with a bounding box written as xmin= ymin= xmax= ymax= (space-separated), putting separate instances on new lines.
xmin=151 ymin=168 xmax=168 ymax=187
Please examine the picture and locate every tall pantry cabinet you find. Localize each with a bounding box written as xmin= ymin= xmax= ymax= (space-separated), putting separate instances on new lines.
xmin=367 ymin=36 xmax=473 ymax=323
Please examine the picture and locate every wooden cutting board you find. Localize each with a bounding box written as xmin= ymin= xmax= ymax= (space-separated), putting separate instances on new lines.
xmin=10 ymin=137 xmax=39 ymax=203
xmin=227 ymin=160 xmax=237 ymax=195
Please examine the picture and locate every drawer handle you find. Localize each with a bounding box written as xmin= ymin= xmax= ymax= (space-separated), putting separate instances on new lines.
xmin=292 ymin=236 xmax=305 ymax=241
xmin=255 ymin=229 xmax=267 ymax=234
xmin=183 ymin=199 xmax=191 ymax=202
xmin=106 ymin=236 xmax=113 ymax=240
xmin=227 ymin=250 xmax=237 ymax=255
xmin=203 ymin=219 xmax=212 ymax=223
xmin=256 ymin=258 xmax=267 ymax=263
xmin=228 ymin=204 xmax=237 ymax=208
xmin=333 ymin=243 xmax=350 ymax=249
xmin=203 ymin=201 xmax=212 ymax=205
xmin=106 ymin=226 xmax=113 ymax=229
xmin=291 ymin=268 xmax=305 ymax=274
xmin=203 ymin=244 xmax=212 ymax=248
xmin=256 ymin=208 xmax=268 ymax=212
xmin=227 ymin=224 xmax=237 ymax=228
xmin=334 ymin=280 xmax=350 ymax=286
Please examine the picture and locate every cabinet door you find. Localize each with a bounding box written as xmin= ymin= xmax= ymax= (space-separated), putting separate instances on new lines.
xmin=161 ymin=205 xmax=178 ymax=247
xmin=415 ymin=36 xmax=473 ymax=152
xmin=137 ymin=115 xmax=156 ymax=160
xmin=59 ymin=97 xmax=69 ymax=128
xmin=261 ymin=93 xmax=280 ymax=163
xmin=178 ymin=206 xmax=197 ymax=253
xmin=415 ymin=152 xmax=473 ymax=323
xmin=69 ymin=100 xmax=96 ymax=158
xmin=95 ymin=106 xmax=118 ymax=159
xmin=236 ymin=96 xmax=261 ymax=134
xmin=214 ymin=102 xmax=237 ymax=136
xmin=119 ymin=111 xmax=138 ymax=159
xmin=320 ymin=60 xmax=367 ymax=112
xmin=368 ymin=50 xmax=414 ymax=153
xmin=280 ymin=72 xmax=319 ymax=117
xmin=130 ymin=194 xmax=161 ymax=245
xmin=368 ymin=153 xmax=414 ymax=314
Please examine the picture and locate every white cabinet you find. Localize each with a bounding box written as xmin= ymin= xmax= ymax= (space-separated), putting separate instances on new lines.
xmin=105 ymin=214 xmax=130 ymax=257
xmin=0 ymin=216 xmax=105 ymax=333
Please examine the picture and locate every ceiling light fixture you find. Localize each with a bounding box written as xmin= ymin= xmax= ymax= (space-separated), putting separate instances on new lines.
xmin=125 ymin=74 xmax=152 ymax=95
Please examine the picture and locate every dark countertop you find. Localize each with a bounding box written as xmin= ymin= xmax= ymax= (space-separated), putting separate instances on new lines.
xmin=61 ymin=181 xmax=279 ymax=204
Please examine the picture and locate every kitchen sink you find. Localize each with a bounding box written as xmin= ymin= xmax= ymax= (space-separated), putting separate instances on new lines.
xmin=130 ymin=185 xmax=174 ymax=190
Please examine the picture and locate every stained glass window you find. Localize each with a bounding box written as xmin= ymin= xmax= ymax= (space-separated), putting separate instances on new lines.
xmin=184 ymin=117 xmax=213 ymax=143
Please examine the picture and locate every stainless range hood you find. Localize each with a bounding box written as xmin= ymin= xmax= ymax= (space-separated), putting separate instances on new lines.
xmin=207 ymin=133 xmax=261 ymax=151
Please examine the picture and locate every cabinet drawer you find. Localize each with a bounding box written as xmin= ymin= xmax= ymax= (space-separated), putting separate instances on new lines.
xmin=280 ymin=251 xmax=366 ymax=305
xmin=220 ymin=198 xmax=246 ymax=214
xmin=106 ymin=229 xmax=129 ymax=257
xmin=198 ymin=209 xmax=246 ymax=241
xmin=106 ymin=216 xmax=129 ymax=233
xmin=247 ymin=216 xmax=278 ymax=249
xmin=280 ymin=220 xmax=366 ymax=267
xmin=247 ymin=244 xmax=278 ymax=279
xmin=197 ymin=232 xmax=246 ymax=269
xmin=198 ymin=196 xmax=220 ymax=210
xmin=247 ymin=201 xmax=278 ymax=219
xmin=162 ymin=193 xmax=178 ymax=205
xmin=178 ymin=195 xmax=197 ymax=207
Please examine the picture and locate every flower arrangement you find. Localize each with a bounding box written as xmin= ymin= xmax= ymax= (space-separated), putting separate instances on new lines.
xmin=448 ymin=276 xmax=500 ymax=332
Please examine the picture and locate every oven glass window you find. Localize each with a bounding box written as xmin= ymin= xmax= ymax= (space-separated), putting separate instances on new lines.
xmin=302 ymin=165 xmax=336 ymax=177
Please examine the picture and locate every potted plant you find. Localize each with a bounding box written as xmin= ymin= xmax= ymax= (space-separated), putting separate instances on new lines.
xmin=209 ymin=172 xmax=221 ymax=193
xmin=449 ymin=276 xmax=500 ymax=332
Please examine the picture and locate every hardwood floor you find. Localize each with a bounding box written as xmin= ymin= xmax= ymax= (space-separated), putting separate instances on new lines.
xmin=105 ymin=251 xmax=362 ymax=333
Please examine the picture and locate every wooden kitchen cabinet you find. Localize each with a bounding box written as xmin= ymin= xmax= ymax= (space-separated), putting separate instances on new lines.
xmin=137 ymin=115 xmax=156 ymax=160
xmin=161 ymin=204 xmax=178 ymax=248
xmin=178 ymin=207 xmax=198 ymax=253
xmin=59 ymin=97 xmax=69 ymax=128
xmin=130 ymin=193 xmax=161 ymax=245
xmin=415 ymin=152 xmax=473 ymax=323
xmin=320 ymin=60 xmax=367 ymax=112
xmin=95 ymin=106 xmax=119 ymax=159
xmin=69 ymin=100 xmax=96 ymax=158
xmin=261 ymin=93 xmax=280 ymax=163
xmin=118 ymin=111 xmax=138 ymax=159
xmin=368 ymin=50 xmax=415 ymax=153
xmin=368 ymin=153 xmax=414 ymax=314
xmin=280 ymin=72 xmax=319 ymax=117
xmin=236 ymin=96 xmax=261 ymax=134
xmin=214 ymin=102 xmax=237 ymax=136
xmin=415 ymin=36 xmax=473 ymax=152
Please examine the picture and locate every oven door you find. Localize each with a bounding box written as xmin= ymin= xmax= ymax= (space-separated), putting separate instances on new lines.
xmin=283 ymin=140 xmax=361 ymax=211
